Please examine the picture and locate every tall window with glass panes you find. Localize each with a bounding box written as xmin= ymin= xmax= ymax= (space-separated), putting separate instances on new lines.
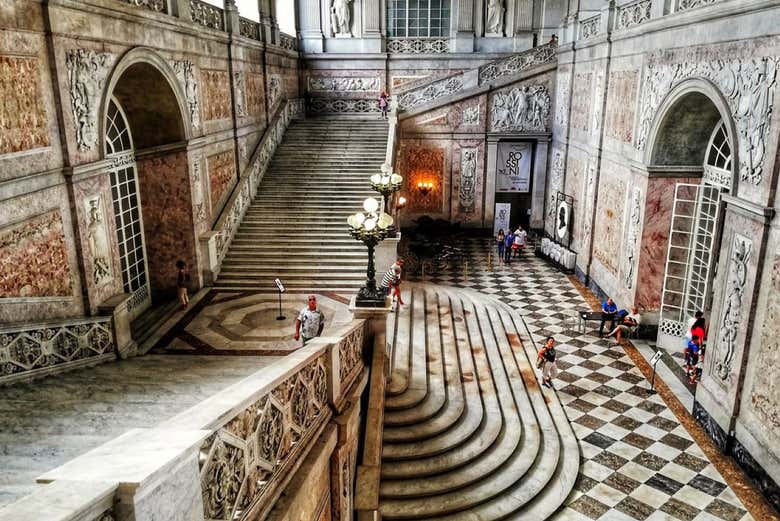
xmin=387 ymin=0 xmax=451 ymax=37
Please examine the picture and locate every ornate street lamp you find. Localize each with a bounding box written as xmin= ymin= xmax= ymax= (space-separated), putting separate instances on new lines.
xmin=347 ymin=197 xmax=394 ymax=307
xmin=370 ymin=163 xmax=403 ymax=211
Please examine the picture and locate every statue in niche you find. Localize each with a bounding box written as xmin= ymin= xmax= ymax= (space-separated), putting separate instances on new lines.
xmin=86 ymin=197 xmax=111 ymax=285
xmin=331 ymin=0 xmax=353 ymax=37
xmin=486 ymin=0 xmax=505 ymax=35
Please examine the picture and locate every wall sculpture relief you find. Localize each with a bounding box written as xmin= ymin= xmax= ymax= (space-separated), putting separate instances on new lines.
xmin=172 ymin=60 xmax=200 ymax=129
xmin=490 ymin=85 xmax=551 ymax=132
xmin=714 ymin=233 xmax=752 ymax=382
xmin=459 ymin=148 xmax=478 ymax=213
xmin=246 ymin=72 xmax=264 ymax=118
xmin=308 ymin=76 xmax=380 ymax=92
xmin=208 ymin=150 xmax=236 ymax=211
xmin=485 ymin=0 xmax=505 ymax=35
xmin=570 ymin=73 xmax=592 ymax=132
xmin=233 ymin=71 xmax=247 ymax=118
xmin=605 ymin=70 xmax=639 ymax=144
xmin=637 ymin=53 xmax=778 ymax=185
xmin=591 ymin=70 xmax=605 ymax=136
xmin=330 ymin=0 xmax=353 ymax=37
xmin=581 ymin=157 xmax=597 ymax=255
xmin=0 ymin=211 xmax=72 ymax=298
xmin=623 ymin=187 xmax=642 ymax=290
xmin=751 ymin=248 xmax=780 ymax=433
xmin=201 ymin=69 xmax=231 ymax=121
xmin=0 ymin=56 xmax=50 ymax=155
xmin=593 ymin=174 xmax=626 ymax=276
xmin=66 ymin=49 xmax=111 ymax=151
xmin=267 ymin=74 xmax=282 ymax=111
xmin=554 ymin=70 xmax=570 ymax=131
xmin=84 ymin=196 xmax=112 ymax=286
xmin=191 ymin=154 xmax=207 ymax=227
xmin=462 ymin=105 xmax=480 ymax=125
xmin=546 ymin=151 xmax=564 ymax=233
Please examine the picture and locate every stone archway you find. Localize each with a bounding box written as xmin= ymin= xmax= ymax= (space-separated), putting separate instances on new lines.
xmin=101 ymin=50 xmax=198 ymax=318
xmin=636 ymin=80 xmax=737 ymax=348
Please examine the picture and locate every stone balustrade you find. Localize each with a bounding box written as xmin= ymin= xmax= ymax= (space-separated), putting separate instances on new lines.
xmin=279 ymin=32 xmax=298 ymax=51
xmin=477 ymin=41 xmax=557 ymax=85
xmin=386 ymin=38 xmax=449 ymax=54
xmin=579 ymin=13 xmax=601 ymax=39
xmin=117 ymin=0 xmax=166 ymax=13
xmin=615 ymin=0 xmax=652 ymax=30
xmin=189 ymin=0 xmax=225 ymax=30
xmin=0 ymin=320 xmax=371 ymax=520
xmin=239 ymin=16 xmax=260 ymax=40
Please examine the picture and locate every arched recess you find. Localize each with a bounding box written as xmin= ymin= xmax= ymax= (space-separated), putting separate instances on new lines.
xmin=101 ymin=48 xmax=197 ymax=318
xmin=638 ymin=79 xmax=738 ymax=349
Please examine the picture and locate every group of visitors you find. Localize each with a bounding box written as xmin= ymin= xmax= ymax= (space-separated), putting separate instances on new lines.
xmin=598 ymin=297 xmax=641 ymax=345
xmin=685 ymin=311 xmax=707 ymax=384
xmin=495 ymin=226 xmax=528 ymax=264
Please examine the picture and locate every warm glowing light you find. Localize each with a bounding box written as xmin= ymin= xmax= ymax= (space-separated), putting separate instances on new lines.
xmin=363 ymin=197 xmax=379 ymax=213
xmin=398 ymin=196 xmax=407 ymax=207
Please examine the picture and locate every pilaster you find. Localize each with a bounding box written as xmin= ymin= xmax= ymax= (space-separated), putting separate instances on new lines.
xmin=299 ymin=0 xmax=325 ymax=53
xmin=531 ymin=139 xmax=549 ymax=229
xmin=483 ymin=137 xmax=499 ymax=227
xmin=454 ymin=0 xmax=475 ymax=52
xmin=362 ymin=0 xmax=382 ymax=52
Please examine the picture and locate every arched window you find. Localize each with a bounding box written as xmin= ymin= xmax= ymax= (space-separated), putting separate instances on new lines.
xmin=702 ymin=120 xmax=733 ymax=189
xmin=387 ymin=0 xmax=451 ymax=37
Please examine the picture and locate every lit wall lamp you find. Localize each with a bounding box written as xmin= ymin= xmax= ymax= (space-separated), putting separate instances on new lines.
xmin=416 ymin=181 xmax=434 ymax=196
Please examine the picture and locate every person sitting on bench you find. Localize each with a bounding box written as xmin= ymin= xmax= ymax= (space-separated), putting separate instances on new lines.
xmin=599 ymin=298 xmax=618 ymax=337
xmin=605 ymin=307 xmax=641 ymax=345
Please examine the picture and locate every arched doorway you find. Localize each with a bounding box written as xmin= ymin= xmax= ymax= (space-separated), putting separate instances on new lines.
xmin=649 ymin=90 xmax=736 ymax=349
xmin=102 ymin=55 xmax=196 ymax=323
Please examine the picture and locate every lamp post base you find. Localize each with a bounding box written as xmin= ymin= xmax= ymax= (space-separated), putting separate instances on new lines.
xmin=355 ymin=286 xmax=387 ymax=308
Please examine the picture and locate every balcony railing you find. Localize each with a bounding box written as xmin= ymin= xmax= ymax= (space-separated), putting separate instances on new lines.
xmin=615 ymin=0 xmax=652 ymax=30
xmin=387 ymin=37 xmax=449 ymax=54
xmin=478 ymin=41 xmax=557 ymax=85
xmin=579 ymin=14 xmax=601 ymax=39
xmin=117 ymin=0 xmax=166 ymax=13
xmin=190 ymin=0 xmax=225 ymax=30
xmin=280 ymin=32 xmax=298 ymax=51
xmin=239 ymin=16 xmax=260 ymax=40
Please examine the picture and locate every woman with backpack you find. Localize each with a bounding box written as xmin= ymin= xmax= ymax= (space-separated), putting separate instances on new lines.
xmin=537 ymin=336 xmax=558 ymax=388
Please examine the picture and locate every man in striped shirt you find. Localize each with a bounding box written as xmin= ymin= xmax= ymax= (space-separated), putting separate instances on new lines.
xmin=381 ymin=259 xmax=405 ymax=306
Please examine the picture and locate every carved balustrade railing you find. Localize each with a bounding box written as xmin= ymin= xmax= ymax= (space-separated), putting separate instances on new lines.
xmin=478 ymin=41 xmax=557 ymax=85
xmin=615 ymin=0 xmax=652 ymax=30
xmin=239 ymin=16 xmax=260 ymax=40
xmin=676 ymin=0 xmax=719 ymax=11
xmin=0 ymin=316 xmax=115 ymax=386
xmin=190 ymin=0 xmax=225 ymax=30
xmin=387 ymin=38 xmax=449 ymax=54
xmin=202 ymin=99 xmax=304 ymax=279
xmin=308 ymin=97 xmax=381 ymax=114
xmin=279 ymin=32 xmax=298 ymax=51
xmin=116 ymin=0 xmax=166 ymax=13
xmin=397 ymin=75 xmax=465 ymax=110
xmin=579 ymin=14 xmax=601 ymax=39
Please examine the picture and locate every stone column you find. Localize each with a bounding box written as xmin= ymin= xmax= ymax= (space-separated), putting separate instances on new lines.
xmin=298 ymin=0 xmax=324 ymax=53
xmin=454 ymin=0 xmax=475 ymax=52
xmin=362 ymin=0 xmax=382 ymax=52
xmin=483 ymin=137 xmax=499 ymax=228
xmin=514 ymin=0 xmax=534 ymax=49
xmin=530 ymin=139 xmax=548 ymax=230
xmin=259 ymin=0 xmax=279 ymax=44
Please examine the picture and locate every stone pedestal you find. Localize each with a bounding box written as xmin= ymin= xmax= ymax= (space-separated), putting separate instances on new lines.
xmin=199 ymin=231 xmax=220 ymax=285
xmin=375 ymin=232 xmax=401 ymax=278
xmin=98 ymin=293 xmax=138 ymax=359
xmin=454 ymin=31 xmax=476 ymax=52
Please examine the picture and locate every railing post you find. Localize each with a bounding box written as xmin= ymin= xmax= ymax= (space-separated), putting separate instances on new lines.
xmin=171 ymin=0 xmax=191 ymax=20
xmin=223 ymin=0 xmax=239 ymax=34
xmin=98 ymin=293 xmax=138 ymax=359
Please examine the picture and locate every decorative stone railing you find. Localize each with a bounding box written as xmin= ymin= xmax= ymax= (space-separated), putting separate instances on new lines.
xmin=397 ymin=75 xmax=466 ymax=110
xmin=615 ymin=0 xmax=652 ymax=30
xmin=676 ymin=0 xmax=719 ymax=11
xmin=117 ymin=0 xmax=166 ymax=13
xmin=387 ymin=38 xmax=449 ymax=54
xmin=201 ymin=98 xmax=305 ymax=282
xmin=279 ymin=32 xmax=298 ymax=51
xmin=579 ymin=13 xmax=601 ymax=39
xmin=190 ymin=0 xmax=225 ymax=30
xmin=0 ymin=320 xmax=371 ymax=521
xmin=0 ymin=316 xmax=115 ymax=386
xmin=478 ymin=41 xmax=557 ymax=85
xmin=308 ymin=97 xmax=381 ymax=114
xmin=239 ymin=16 xmax=260 ymax=40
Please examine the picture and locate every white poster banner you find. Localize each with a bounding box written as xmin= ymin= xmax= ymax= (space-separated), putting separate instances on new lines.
xmin=496 ymin=142 xmax=532 ymax=193
xmin=494 ymin=203 xmax=511 ymax=235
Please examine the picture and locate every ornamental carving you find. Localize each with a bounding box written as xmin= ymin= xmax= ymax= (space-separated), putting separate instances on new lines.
xmin=387 ymin=38 xmax=448 ymax=54
xmin=478 ymin=43 xmax=557 ymax=85
xmin=637 ymin=55 xmax=778 ymax=185
xmin=579 ymin=15 xmax=600 ymax=40
xmin=338 ymin=325 xmax=364 ymax=386
xmin=398 ymin=77 xmax=464 ymax=110
xmin=715 ymin=234 xmax=751 ymax=382
xmin=66 ymin=49 xmax=111 ymax=151
xmin=84 ymin=196 xmax=112 ymax=286
xmin=554 ymin=71 xmax=571 ymax=130
xmin=267 ymin=74 xmax=282 ymax=110
xmin=751 ymin=248 xmax=780 ymax=432
xmin=462 ymin=105 xmax=480 ymax=125
xmin=490 ymin=85 xmax=550 ymax=132
xmin=118 ymin=0 xmax=165 ymax=13
xmin=605 ymin=70 xmax=639 ymax=143
xmin=308 ymin=76 xmax=380 ymax=93
xmin=202 ymin=69 xmax=231 ymax=121
xmin=581 ymin=157 xmax=597 ymax=253
xmin=234 ymin=72 xmax=247 ymax=118
xmin=310 ymin=98 xmax=380 ymax=114
xmin=173 ymin=60 xmax=201 ymax=130
xmin=678 ymin=0 xmax=719 ymax=11
xmin=546 ymin=151 xmax=564 ymax=232
xmin=616 ymin=0 xmax=651 ymax=30
xmin=485 ymin=0 xmax=505 ymax=35
xmin=623 ymin=187 xmax=642 ymax=289
xmin=330 ymin=0 xmax=353 ymax=37
xmin=0 ymin=56 xmax=50 ymax=155
xmin=459 ymin=148 xmax=478 ymax=213
xmin=190 ymin=0 xmax=224 ymax=30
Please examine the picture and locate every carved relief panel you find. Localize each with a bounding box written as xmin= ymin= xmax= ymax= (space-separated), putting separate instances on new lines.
xmin=83 ymin=195 xmax=113 ymax=287
xmin=554 ymin=69 xmax=571 ymax=133
xmin=65 ymin=49 xmax=112 ymax=152
xmin=208 ymin=149 xmax=236 ymax=213
xmin=233 ymin=71 xmax=247 ymax=118
xmin=0 ymin=56 xmax=50 ymax=155
xmin=201 ymin=69 xmax=231 ymax=121
xmin=172 ymin=60 xmax=201 ymax=130
xmin=621 ymin=186 xmax=643 ymax=291
xmin=246 ymin=72 xmax=265 ymax=118
xmin=570 ymin=72 xmax=592 ymax=133
xmin=605 ymin=70 xmax=639 ymax=144
xmin=490 ymin=84 xmax=551 ymax=132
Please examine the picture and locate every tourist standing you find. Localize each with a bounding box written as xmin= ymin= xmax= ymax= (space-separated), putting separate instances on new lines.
xmin=504 ymin=229 xmax=515 ymax=264
xmin=378 ymin=92 xmax=390 ymax=119
xmin=294 ymin=295 xmax=326 ymax=345
xmin=496 ymin=229 xmax=505 ymax=263
xmin=538 ymin=336 xmax=559 ymax=388
xmin=175 ymin=260 xmax=189 ymax=310
xmin=513 ymin=226 xmax=527 ymax=259
xmin=381 ymin=258 xmax=405 ymax=306
xmin=599 ymin=297 xmax=618 ymax=337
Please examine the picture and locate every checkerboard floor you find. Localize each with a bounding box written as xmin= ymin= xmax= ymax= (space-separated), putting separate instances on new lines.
xmin=408 ymin=237 xmax=753 ymax=521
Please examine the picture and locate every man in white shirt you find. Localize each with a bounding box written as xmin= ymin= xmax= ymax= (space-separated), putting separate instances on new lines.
xmin=294 ymin=295 xmax=325 ymax=345
xmin=513 ymin=226 xmax=527 ymax=258
xmin=606 ymin=307 xmax=641 ymax=345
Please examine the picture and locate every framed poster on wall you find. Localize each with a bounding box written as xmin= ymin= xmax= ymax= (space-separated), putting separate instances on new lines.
xmin=496 ymin=142 xmax=532 ymax=193
xmin=494 ymin=203 xmax=511 ymax=235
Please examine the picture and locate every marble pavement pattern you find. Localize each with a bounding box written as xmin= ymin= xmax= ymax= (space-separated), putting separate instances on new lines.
xmin=412 ymin=238 xmax=760 ymax=521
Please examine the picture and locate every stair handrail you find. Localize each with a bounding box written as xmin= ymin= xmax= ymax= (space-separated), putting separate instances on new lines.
xmin=382 ymin=101 xmax=401 ymax=217
xmin=0 ymin=318 xmax=372 ymax=521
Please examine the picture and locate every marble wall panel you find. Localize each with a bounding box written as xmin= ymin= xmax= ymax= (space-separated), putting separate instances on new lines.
xmin=451 ymin=141 xmax=485 ymax=226
xmin=604 ymin=70 xmax=639 ymax=144
xmin=0 ymin=55 xmax=50 ymax=155
xmin=570 ymin=72 xmax=592 ymax=133
xmin=201 ymin=69 xmax=231 ymax=121
xmin=207 ymin=149 xmax=236 ymax=216
xmin=0 ymin=211 xmax=72 ymax=298
xmin=563 ymin=152 xmax=586 ymax=252
xmin=592 ymin=170 xmax=626 ymax=276
xmin=545 ymin=146 xmax=565 ymax=237
xmin=136 ymin=150 xmax=198 ymax=298
xmin=553 ymin=66 xmax=570 ymax=136
xmin=397 ymin=140 xmax=449 ymax=216
xmin=305 ymin=69 xmax=386 ymax=99
xmin=246 ymin=71 xmax=266 ymax=119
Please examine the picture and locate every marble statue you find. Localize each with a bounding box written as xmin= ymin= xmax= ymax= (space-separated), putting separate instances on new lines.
xmin=459 ymin=149 xmax=477 ymax=212
xmin=331 ymin=0 xmax=352 ymax=37
xmin=85 ymin=197 xmax=112 ymax=285
xmin=486 ymin=0 xmax=505 ymax=35
xmin=173 ymin=60 xmax=200 ymax=129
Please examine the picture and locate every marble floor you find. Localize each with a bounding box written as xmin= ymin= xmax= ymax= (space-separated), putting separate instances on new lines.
xmin=411 ymin=237 xmax=777 ymax=521
xmin=0 ymin=354 xmax=279 ymax=507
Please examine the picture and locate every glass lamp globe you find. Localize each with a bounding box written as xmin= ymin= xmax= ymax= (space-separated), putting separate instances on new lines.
xmin=363 ymin=197 xmax=379 ymax=213
xmin=370 ymin=174 xmax=381 ymax=184
xmin=364 ymin=218 xmax=377 ymax=231
xmin=390 ymin=174 xmax=402 ymax=185
xmin=378 ymin=212 xmax=394 ymax=229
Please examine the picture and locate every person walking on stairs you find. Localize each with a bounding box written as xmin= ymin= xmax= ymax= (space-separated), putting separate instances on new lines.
xmin=381 ymin=259 xmax=405 ymax=306
xmin=537 ymin=336 xmax=559 ymax=388
xmin=379 ymin=92 xmax=390 ymax=119
xmin=294 ymin=295 xmax=325 ymax=346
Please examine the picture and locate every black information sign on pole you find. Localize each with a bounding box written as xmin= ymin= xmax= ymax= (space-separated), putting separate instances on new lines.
xmin=648 ymin=350 xmax=662 ymax=395
xmin=274 ymin=278 xmax=285 ymax=321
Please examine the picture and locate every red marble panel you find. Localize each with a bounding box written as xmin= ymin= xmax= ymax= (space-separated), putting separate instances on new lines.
xmin=0 ymin=211 xmax=71 ymax=297
xmin=202 ymin=69 xmax=231 ymax=121
xmin=208 ymin=150 xmax=236 ymax=213
xmin=605 ymin=70 xmax=639 ymax=144
xmin=0 ymin=56 xmax=49 ymax=155
xmin=399 ymin=145 xmax=445 ymax=213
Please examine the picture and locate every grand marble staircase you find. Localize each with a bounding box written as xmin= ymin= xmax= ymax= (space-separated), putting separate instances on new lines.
xmin=380 ymin=283 xmax=578 ymax=519
xmin=215 ymin=118 xmax=387 ymax=292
